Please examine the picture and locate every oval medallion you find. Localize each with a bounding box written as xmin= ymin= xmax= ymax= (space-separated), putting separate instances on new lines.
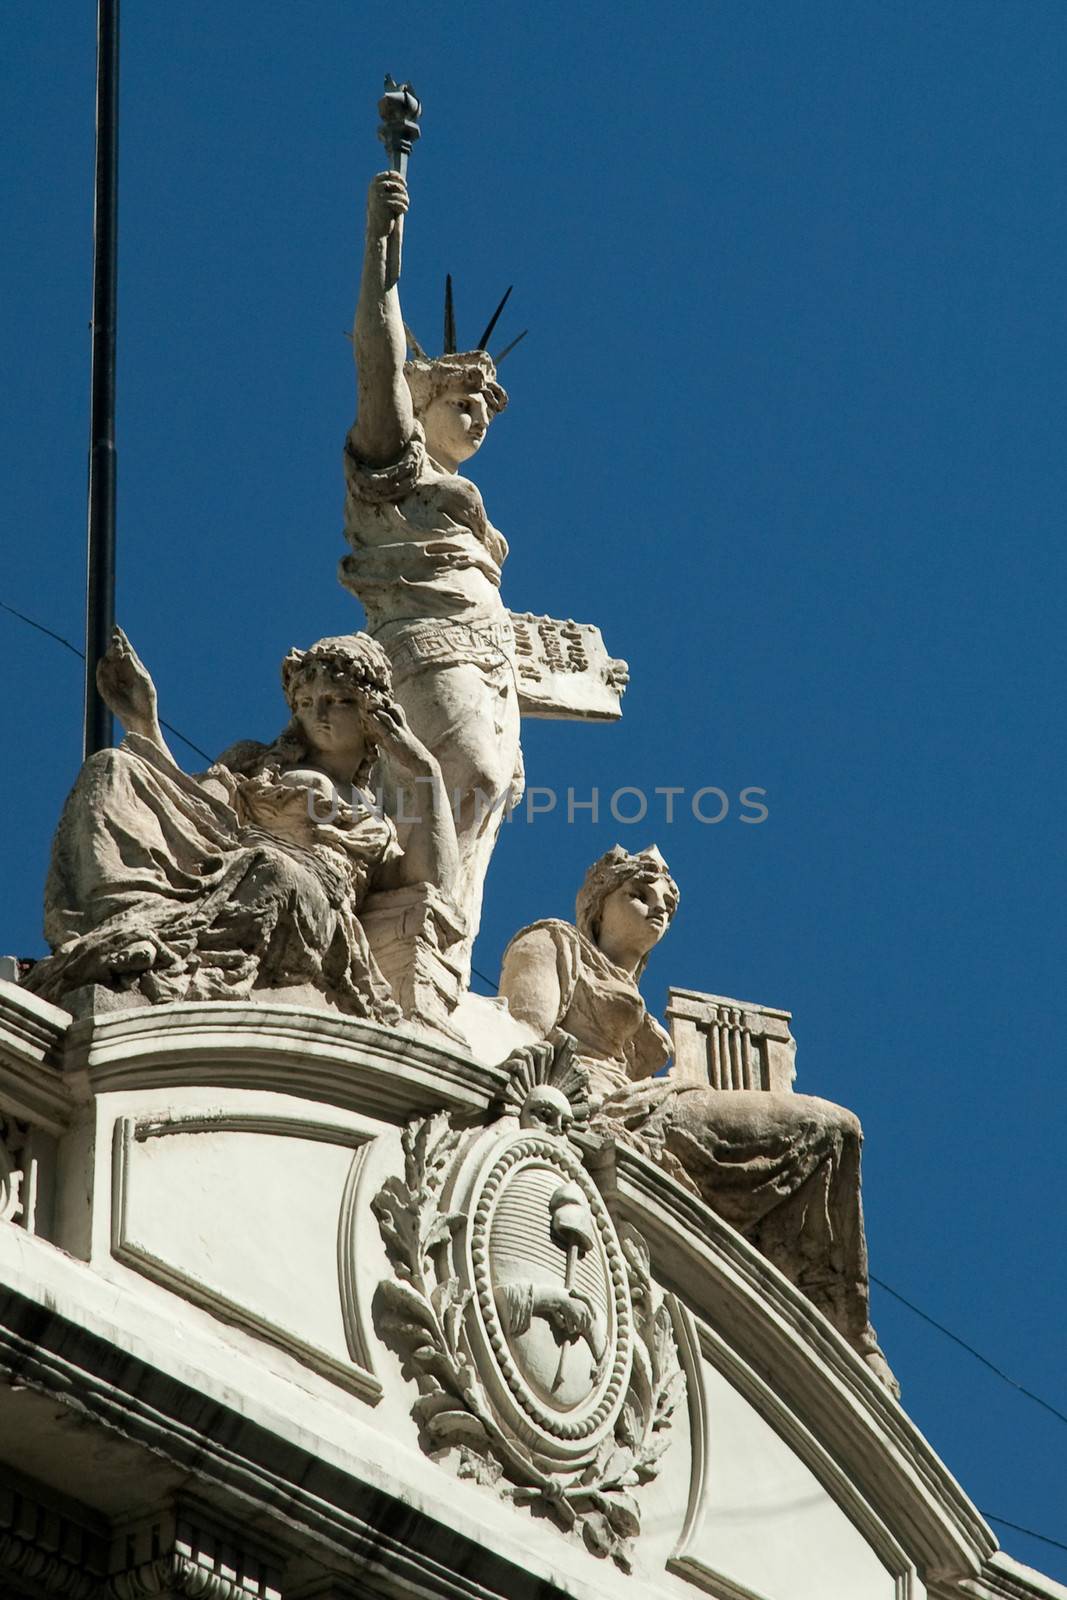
xmin=466 ymin=1131 xmax=632 ymax=1462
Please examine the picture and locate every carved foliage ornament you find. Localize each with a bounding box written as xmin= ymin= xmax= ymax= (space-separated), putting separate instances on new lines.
xmin=372 ymin=1039 xmax=683 ymax=1571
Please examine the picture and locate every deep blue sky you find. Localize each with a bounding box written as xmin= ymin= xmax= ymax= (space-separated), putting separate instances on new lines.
xmin=3 ymin=2 xmax=1065 ymax=1581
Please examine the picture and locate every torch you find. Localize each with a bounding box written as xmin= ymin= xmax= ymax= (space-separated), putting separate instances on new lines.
xmin=377 ymin=75 xmax=421 ymax=288
xmin=549 ymin=1182 xmax=597 ymax=1393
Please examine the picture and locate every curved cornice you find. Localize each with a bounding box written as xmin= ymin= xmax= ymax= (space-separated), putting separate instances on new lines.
xmin=593 ymin=1142 xmax=998 ymax=1583
xmin=2 ymin=990 xmax=1051 ymax=1596
xmin=63 ymin=1001 xmax=506 ymax=1121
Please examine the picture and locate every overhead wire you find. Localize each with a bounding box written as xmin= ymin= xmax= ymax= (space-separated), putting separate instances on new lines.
xmin=1 ymin=599 xmax=84 ymax=659
xmin=3 ymin=599 xmax=212 ymax=762
xmin=871 ymin=1275 xmax=1067 ymax=1431
xmin=980 ymin=1516 xmax=1067 ymax=1557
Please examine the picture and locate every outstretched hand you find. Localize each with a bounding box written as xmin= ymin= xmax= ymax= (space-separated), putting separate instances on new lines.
xmin=366 ymin=170 xmax=409 ymax=240
xmin=96 ymin=626 xmax=159 ymax=736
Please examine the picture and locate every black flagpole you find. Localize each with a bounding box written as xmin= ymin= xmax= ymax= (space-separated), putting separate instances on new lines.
xmin=83 ymin=0 xmax=119 ymax=757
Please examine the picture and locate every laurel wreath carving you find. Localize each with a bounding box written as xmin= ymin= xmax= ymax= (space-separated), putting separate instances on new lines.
xmin=372 ymin=1112 xmax=684 ymax=1572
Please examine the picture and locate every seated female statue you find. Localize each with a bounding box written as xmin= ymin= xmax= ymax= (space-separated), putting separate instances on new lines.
xmin=499 ymin=845 xmax=898 ymax=1394
xmin=28 ymin=627 xmax=457 ymax=1021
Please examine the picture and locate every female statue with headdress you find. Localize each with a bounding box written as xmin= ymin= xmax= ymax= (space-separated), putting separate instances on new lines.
xmin=499 ymin=846 xmax=898 ymax=1393
xmin=341 ymin=168 xmax=523 ymax=970
xmin=28 ymin=626 xmax=456 ymax=1022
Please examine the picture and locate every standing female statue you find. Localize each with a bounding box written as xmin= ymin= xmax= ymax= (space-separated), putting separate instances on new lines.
xmin=499 ymin=846 xmax=898 ymax=1393
xmin=341 ymin=168 xmax=523 ymax=970
xmin=29 ymin=627 xmax=456 ymax=1021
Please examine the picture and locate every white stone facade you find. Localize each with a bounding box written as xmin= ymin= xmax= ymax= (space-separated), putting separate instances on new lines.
xmin=1 ymin=979 xmax=1062 ymax=1600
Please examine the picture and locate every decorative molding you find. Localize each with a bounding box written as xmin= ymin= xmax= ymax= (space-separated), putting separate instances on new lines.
xmin=7 ymin=1228 xmax=1063 ymax=1600
xmin=0 ymin=1118 xmax=24 ymax=1225
xmin=108 ymin=1539 xmax=283 ymax=1599
xmin=0 ymin=982 xmax=72 ymax=1134
xmin=128 ymin=1111 xmax=373 ymax=1149
xmin=336 ymin=1141 xmax=378 ymax=1372
xmin=108 ymin=1554 xmax=256 ymax=1598
xmin=671 ymin=1313 xmax=915 ymax=1599
xmin=0 ymin=982 xmax=71 ymax=1066
xmin=111 ymin=1114 xmax=381 ymax=1403
xmin=66 ymin=1001 xmax=505 ymax=1123
xmin=665 ymin=1556 xmax=773 ymax=1600
xmin=666 ymin=1291 xmax=914 ymax=1597
xmin=664 ymin=1294 xmax=707 ymax=1564
xmin=940 ymin=1555 xmax=1067 ymax=1600
xmin=0 ymin=1286 xmax=567 ymax=1600
xmin=0 ymin=1528 xmax=102 ymax=1597
xmin=0 ymin=1473 xmax=107 ymax=1599
xmin=593 ymin=1141 xmax=996 ymax=1582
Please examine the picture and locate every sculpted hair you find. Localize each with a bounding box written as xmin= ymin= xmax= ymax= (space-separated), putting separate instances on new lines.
xmin=576 ymin=845 xmax=680 ymax=976
xmin=403 ymin=350 xmax=508 ymax=420
xmin=220 ymin=634 xmax=394 ymax=789
xmin=280 ymin=633 xmax=394 ymax=709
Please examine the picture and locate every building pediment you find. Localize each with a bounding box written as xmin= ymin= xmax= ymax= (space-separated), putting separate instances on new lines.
xmin=2 ymin=985 xmax=1062 ymax=1600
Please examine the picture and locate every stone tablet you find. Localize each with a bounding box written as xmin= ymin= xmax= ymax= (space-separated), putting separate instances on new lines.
xmin=510 ymin=612 xmax=629 ymax=721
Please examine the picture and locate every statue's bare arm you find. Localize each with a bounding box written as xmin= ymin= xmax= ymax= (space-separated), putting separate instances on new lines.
xmin=351 ymin=172 xmax=415 ymax=466
xmin=499 ymin=929 xmax=563 ymax=1037
xmin=96 ymin=626 xmax=178 ymax=769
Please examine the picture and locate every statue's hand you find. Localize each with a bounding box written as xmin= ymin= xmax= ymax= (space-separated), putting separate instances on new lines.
xmin=366 ymin=170 xmax=409 ymax=240
xmin=533 ymin=1286 xmax=595 ymax=1343
xmin=96 ymin=625 xmax=158 ymax=735
xmin=363 ymin=699 xmax=432 ymax=779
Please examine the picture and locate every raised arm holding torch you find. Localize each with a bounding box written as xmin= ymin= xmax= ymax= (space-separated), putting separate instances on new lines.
xmin=377 ymin=75 xmax=421 ymax=287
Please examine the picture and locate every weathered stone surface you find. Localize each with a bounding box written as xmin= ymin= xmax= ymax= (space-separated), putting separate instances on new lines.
xmin=342 ymin=170 xmax=523 ymax=974
xmin=509 ymin=612 xmax=628 ymax=721
xmin=499 ymin=845 xmax=898 ymax=1393
xmin=28 ymin=630 xmax=460 ymax=1035
xmin=360 ymin=882 xmax=466 ymax=1044
xmin=1 ymin=988 xmax=1060 ymax=1598
xmin=372 ymin=1041 xmax=684 ymax=1573
xmin=666 ymin=986 xmax=797 ymax=1092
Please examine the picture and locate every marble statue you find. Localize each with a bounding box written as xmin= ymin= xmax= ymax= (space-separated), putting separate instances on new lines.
xmin=28 ymin=626 xmax=457 ymax=1021
xmin=340 ymin=167 xmax=523 ymax=971
xmin=499 ymin=845 xmax=898 ymax=1393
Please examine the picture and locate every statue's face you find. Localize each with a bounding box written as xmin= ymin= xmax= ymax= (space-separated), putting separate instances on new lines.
xmin=422 ymin=389 xmax=491 ymax=465
xmin=291 ymin=668 xmax=368 ymax=769
xmin=598 ymin=873 xmax=674 ymax=963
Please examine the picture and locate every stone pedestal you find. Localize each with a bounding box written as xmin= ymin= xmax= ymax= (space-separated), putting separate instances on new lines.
xmin=360 ymin=883 xmax=466 ymax=1043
